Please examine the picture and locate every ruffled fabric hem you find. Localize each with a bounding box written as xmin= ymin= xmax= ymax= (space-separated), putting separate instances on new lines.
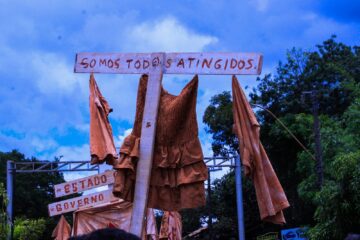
xmin=150 ymin=161 xmax=208 ymax=187
xmin=112 ymin=132 xmax=208 ymax=211
xmin=113 ymin=171 xmax=206 ymax=211
xmin=114 ymin=134 xmax=204 ymax=168
xmin=113 ymin=134 xmax=208 ymax=187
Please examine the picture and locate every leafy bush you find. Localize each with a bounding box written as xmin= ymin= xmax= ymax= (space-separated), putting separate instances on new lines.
xmin=13 ymin=218 xmax=46 ymax=240
xmin=0 ymin=183 xmax=9 ymax=240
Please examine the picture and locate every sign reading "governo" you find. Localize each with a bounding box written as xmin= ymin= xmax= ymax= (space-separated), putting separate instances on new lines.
xmin=48 ymin=189 xmax=117 ymax=216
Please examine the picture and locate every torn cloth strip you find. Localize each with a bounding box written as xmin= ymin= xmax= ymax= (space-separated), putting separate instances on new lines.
xmin=232 ymin=75 xmax=290 ymax=224
xmin=89 ymin=73 xmax=117 ymax=165
xmin=159 ymin=211 xmax=182 ymax=240
xmin=52 ymin=215 xmax=71 ymax=240
xmin=113 ymin=74 xmax=208 ymax=211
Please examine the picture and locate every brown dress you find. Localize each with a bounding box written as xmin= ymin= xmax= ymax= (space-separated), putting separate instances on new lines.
xmin=232 ymin=75 xmax=290 ymax=224
xmin=89 ymin=73 xmax=117 ymax=165
xmin=113 ymin=74 xmax=208 ymax=211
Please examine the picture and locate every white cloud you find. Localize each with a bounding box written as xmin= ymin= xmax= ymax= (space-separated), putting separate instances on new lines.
xmin=49 ymin=144 xmax=89 ymax=161
xmin=125 ymin=17 xmax=218 ymax=52
xmin=302 ymin=16 xmax=355 ymax=43
xmin=31 ymin=137 xmax=58 ymax=152
xmin=251 ymin=0 xmax=269 ymax=12
xmin=116 ymin=128 xmax=133 ymax=146
xmin=31 ymin=52 xmax=87 ymax=94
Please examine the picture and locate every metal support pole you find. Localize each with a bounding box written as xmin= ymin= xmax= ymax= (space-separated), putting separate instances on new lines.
xmin=235 ymin=156 xmax=245 ymax=240
xmin=6 ymin=161 xmax=14 ymax=240
xmin=207 ymin=169 xmax=213 ymax=240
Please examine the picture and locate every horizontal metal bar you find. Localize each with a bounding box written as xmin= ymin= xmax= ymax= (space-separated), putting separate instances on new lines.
xmin=13 ymin=161 xmax=100 ymax=173
xmin=204 ymin=156 xmax=236 ymax=160
xmin=207 ymin=165 xmax=234 ymax=168
xmin=16 ymin=169 xmax=99 ymax=173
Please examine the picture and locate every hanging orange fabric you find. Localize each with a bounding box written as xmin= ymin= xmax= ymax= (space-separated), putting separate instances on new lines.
xmin=159 ymin=211 xmax=182 ymax=240
xmin=89 ymin=73 xmax=117 ymax=165
xmin=232 ymin=75 xmax=290 ymax=224
xmin=52 ymin=215 xmax=71 ymax=240
xmin=72 ymin=200 xmax=157 ymax=239
xmin=113 ymin=75 xmax=208 ymax=211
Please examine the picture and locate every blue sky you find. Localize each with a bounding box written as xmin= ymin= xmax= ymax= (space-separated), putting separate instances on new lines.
xmin=0 ymin=0 xmax=359 ymax=179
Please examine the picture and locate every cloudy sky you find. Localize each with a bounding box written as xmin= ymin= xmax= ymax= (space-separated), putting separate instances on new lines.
xmin=0 ymin=0 xmax=359 ymax=179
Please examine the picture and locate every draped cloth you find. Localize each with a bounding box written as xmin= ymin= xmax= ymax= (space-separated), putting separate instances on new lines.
xmin=89 ymin=73 xmax=117 ymax=165
xmin=72 ymin=200 xmax=157 ymax=239
xmin=52 ymin=215 xmax=71 ymax=240
xmin=159 ymin=211 xmax=182 ymax=240
xmin=232 ymin=75 xmax=290 ymax=224
xmin=113 ymin=75 xmax=208 ymax=211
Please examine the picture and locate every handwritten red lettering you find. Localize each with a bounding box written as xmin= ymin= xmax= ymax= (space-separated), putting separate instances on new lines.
xmin=165 ymin=59 xmax=172 ymax=68
xmin=78 ymin=199 xmax=83 ymax=208
xmin=202 ymin=58 xmax=213 ymax=68
xmin=99 ymin=59 xmax=107 ymax=66
xmin=90 ymin=59 xmax=96 ymax=68
xmin=91 ymin=195 xmax=98 ymax=203
xmin=56 ymin=204 xmax=62 ymax=212
xmin=99 ymin=193 xmax=104 ymax=201
xmin=72 ymin=182 xmax=78 ymax=192
xmin=224 ymin=59 xmax=229 ymax=70
xmin=188 ymin=58 xmax=195 ymax=68
xmin=80 ymin=58 xmax=89 ymax=68
xmin=126 ymin=59 xmax=133 ymax=68
xmin=84 ymin=197 xmax=89 ymax=205
xmin=238 ymin=60 xmax=245 ymax=70
xmin=101 ymin=175 xmax=107 ymax=183
xmin=115 ymin=58 xmax=120 ymax=69
xmin=214 ymin=59 xmax=222 ymax=69
xmin=70 ymin=201 xmax=76 ymax=208
xmin=88 ymin=178 xmax=94 ymax=188
xmin=177 ymin=58 xmax=185 ymax=68
xmin=143 ymin=60 xmax=150 ymax=69
xmin=230 ymin=59 xmax=237 ymax=69
xmin=108 ymin=59 xmax=114 ymax=68
xmin=134 ymin=60 xmax=141 ymax=69
xmin=64 ymin=184 xmax=70 ymax=194
xmin=94 ymin=176 xmax=100 ymax=185
xmin=64 ymin=202 xmax=69 ymax=210
xmin=246 ymin=59 xmax=253 ymax=70
xmin=79 ymin=180 xmax=85 ymax=189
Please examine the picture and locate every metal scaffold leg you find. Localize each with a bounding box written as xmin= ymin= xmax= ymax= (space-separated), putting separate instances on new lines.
xmin=7 ymin=161 xmax=14 ymax=240
xmin=235 ymin=156 xmax=245 ymax=240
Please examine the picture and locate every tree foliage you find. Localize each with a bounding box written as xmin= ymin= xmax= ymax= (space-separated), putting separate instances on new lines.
xmin=202 ymin=36 xmax=360 ymax=239
xmin=0 ymin=183 xmax=9 ymax=240
xmin=13 ymin=218 xmax=46 ymax=240
xmin=0 ymin=150 xmax=66 ymax=240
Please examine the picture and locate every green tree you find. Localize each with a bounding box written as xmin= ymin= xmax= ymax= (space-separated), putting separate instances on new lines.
xmin=13 ymin=218 xmax=46 ymax=240
xmin=203 ymin=36 xmax=360 ymax=239
xmin=0 ymin=183 xmax=9 ymax=240
xmin=297 ymin=90 xmax=360 ymax=239
xmin=0 ymin=150 xmax=66 ymax=240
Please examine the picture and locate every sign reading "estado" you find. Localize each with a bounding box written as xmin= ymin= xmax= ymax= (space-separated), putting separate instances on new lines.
xmin=54 ymin=170 xmax=115 ymax=198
